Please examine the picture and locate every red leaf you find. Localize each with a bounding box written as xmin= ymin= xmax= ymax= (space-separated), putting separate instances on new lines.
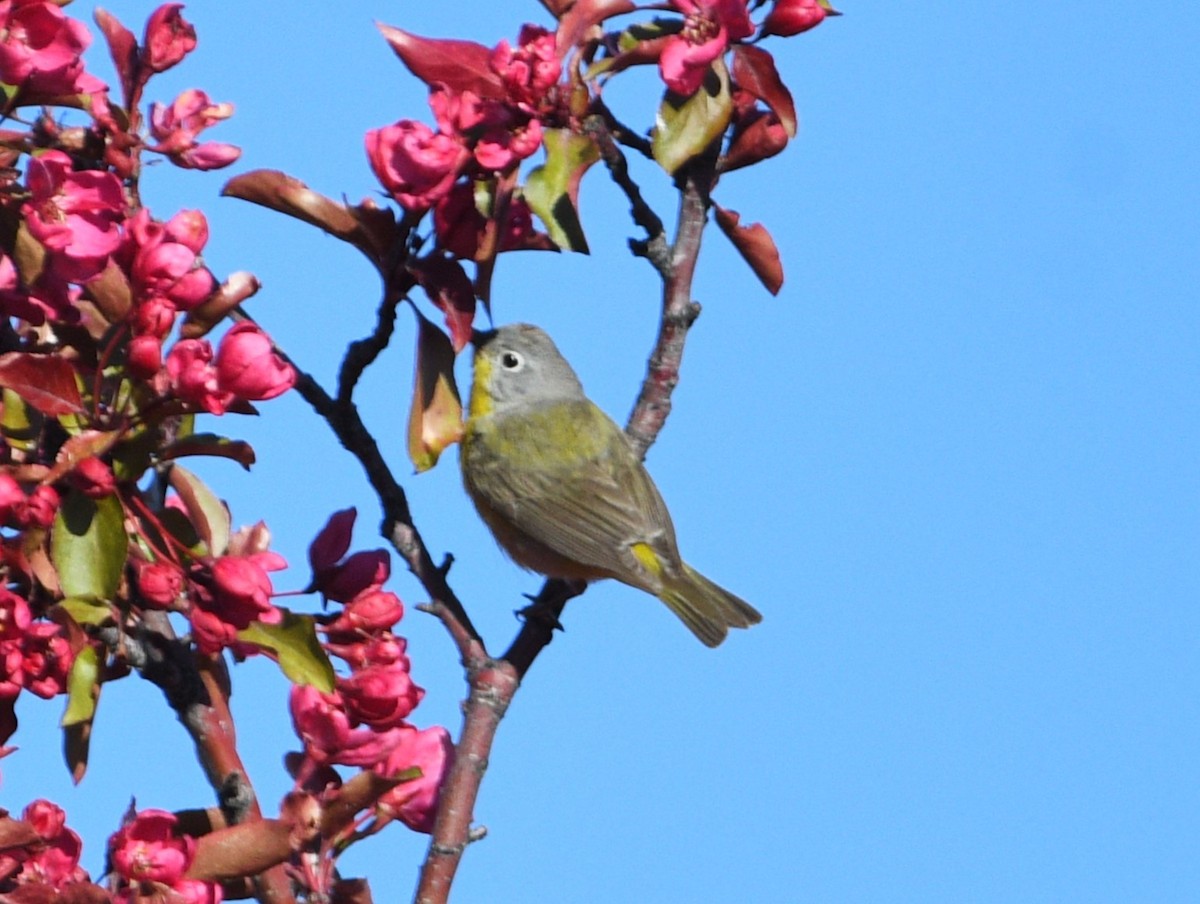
xmin=714 ymin=204 xmax=784 ymax=295
xmin=557 ymin=0 xmax=636 ymax=53
xmin=93 ymin=8 xmax=139 ymax=104
xmin=720 ymin=109 xmax=789 ymax=173
xmin=730 ymin=45 xmax=797 ymax=138
xmin=377 ymin=24 xmax=505 ymax=97
xmin=408 ymin=256 xmax=476 ymax=353
xmin=0 ymin=353 xmax=83 ymax=416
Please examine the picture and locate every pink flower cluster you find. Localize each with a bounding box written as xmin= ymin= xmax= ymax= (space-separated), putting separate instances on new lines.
xmin=0 ymin=800 xmax=89 ymax=895
xmin=0 ymin=589 xmax=74 ymax=747
xmin=366 ymin=25 xmax=561 ymax=213
xmin=659 ymin=0 xmax=832 ymax=95
xmin=110 ymin=807 xmax=221 ymax=903
xmin=0 ymin=0 xmax=108 ymax=102
xmin=290 ymin=509 xmax=453 ymax=834
xmin=149 ymin=87 xmax=242 ymax=170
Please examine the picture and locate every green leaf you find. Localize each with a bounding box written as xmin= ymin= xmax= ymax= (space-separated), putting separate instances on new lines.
xmin=652 ymin=57 xmax=733 ymax=175
xmin=1 ymin=388 xmax=40 ymax=453
xmin=52 ymin=492 xmax=127 ymax=601
xmin=524 ymin=129 xmax=600 ymax=253
xmin=58 ymin=597 xmax=114 ymax=626
xmin=62 ymin=645 xmax=100 ymax=726
xmin=238 ymin=609 xmax=336 ymax=693
xmin=169 ymin=465 xmax=231 ymax=557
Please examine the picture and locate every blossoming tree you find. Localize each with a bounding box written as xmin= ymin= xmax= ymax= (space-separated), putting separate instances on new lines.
xmin=0 ymin=1 xmax=836 ymax=901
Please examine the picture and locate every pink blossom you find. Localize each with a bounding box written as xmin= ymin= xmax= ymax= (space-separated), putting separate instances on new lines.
xmin=142 ymin=3 xmax=196 ymax=73
xmin=474 ymin=113 xmax=542 ymax=171
xmin=377 ymin=725 xmax=454 ymax=833
xmin=166 ymin=338 xmax=231 ymax=414
xmin=0 ymin=0 xmax=100 ymax=97
xmin=0 ymin=472 xmax=23 ymax=517
xmin=71 ymin=456 xmax=115 ymax=498
xmin=133 ymin=296 xmax=177 ymax=338
xmin=137 ymin=561 xmax=184 ymax=607
xmin=148 ymin=88 xmax=241 ymax=170
xmin=22 ymin=149 xmax=125 ymax=282
xmin=660 ymin=0 xmax=753 ymax=96
xmin=365 ymin=119 xmax=467 ymax=211
xmin=128 ymin=208 xmax=216 ymax=311
xmin=128 ymin=334 xmax=163 ymax=378
xmin=338 ymin=658 xmax=423 ymax=730
xmin=208 ymin=553 xmax=280 ymax=629
xmin=759 ymin=0 xmax=830 ymax=38
xmin=170 ymin=878 xmax=225 ymax=904
xmin=21 ymin=623 xmax=73 ymax=698
xmin=317 ymin=550 xmax=391 ymax=605
xmin=23 ymin=799 xmax=66 ymax=840
xmin=290 ymin=684 xmax=351 ymax=761
xmin=15 ymin=483 xmax=60 ymax=528
xmin=19 ymin=824 xmax=86 ymax=888
xmin=188 ymin=604 xmax=237 ymax=654
xmin=490 ymin=25 xmax=560 ymax=111
xmin=0 ymin=587 xmax=31 ymax=644
xmin=110 ymin=808 xmax=195 ymax=886
xmin=324 ymin=587 xmax=404 ymax=638
xmin=214 ymin=322 xmax=295 ymax=401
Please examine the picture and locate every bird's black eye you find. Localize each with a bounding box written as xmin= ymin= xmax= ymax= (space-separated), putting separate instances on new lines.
xmin=500 ymin=351 xmax=523 ymax=370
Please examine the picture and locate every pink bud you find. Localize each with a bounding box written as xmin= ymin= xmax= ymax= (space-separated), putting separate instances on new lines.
xmin=110 ymin=808 xmax=195 ymax=885
xmin=72 ymin=456 xmax=116 ymax=498
xmin=19 ymin=485 xmax=60 ymax=529
xmin=338 ymin=659 xmax=423 ymax=730
xmin=760 ymin=0 xmax=830 ymax=38
xmin=137 ymin=561 xmax=184 ymax=608
xmin=128 ymin=334 xmax=164 ymax=379
xmin=334 ymin=586 xmax=404 ymax=635
xmin=214 ymin=322 xmax=295 ymax=401
xmin=0 ymin=473 xmax=25 ymax=523
xmin=23 ymin=799 xmax=66 ymax=840
xmin=133 ymin=296 xmax=178 ymax=338
xmin=377 ymin=726 xmax=454 ymax=833
xmin=290 ymin=684 xmax=351 ymax=759
xmin=142 ymin=4 xmax=197 ymax=72
xmin=365 ymin=119 xmax=467 ymax=212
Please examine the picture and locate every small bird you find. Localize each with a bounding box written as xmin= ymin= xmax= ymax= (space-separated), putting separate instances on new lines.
xmin=459 ymin=323 xmax=762 ymax=646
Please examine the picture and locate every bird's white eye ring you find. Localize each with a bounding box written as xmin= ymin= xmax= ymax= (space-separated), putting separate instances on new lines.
xmin=500 ymin=350 xmax=524 ymax=370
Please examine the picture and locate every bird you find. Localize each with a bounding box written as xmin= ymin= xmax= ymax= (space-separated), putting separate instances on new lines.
xmin=459 ymin=323 xmax=761 ymax=646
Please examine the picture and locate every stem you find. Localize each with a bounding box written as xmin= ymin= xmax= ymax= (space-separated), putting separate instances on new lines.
xmin=413 ymin=156 xmax=715 ymax=903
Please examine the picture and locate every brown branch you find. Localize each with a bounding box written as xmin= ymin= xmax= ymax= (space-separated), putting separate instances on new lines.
xmin=232 ymin=306 xmax=481 ymax=645
xmin=413 ymin=156 xmax=716 ymax=904
xmin=126 ymin=612 xmax=296 ymax=904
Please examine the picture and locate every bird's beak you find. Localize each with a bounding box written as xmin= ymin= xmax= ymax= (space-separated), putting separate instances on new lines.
xmin=470 ymin=328 xmax=497 ymax=350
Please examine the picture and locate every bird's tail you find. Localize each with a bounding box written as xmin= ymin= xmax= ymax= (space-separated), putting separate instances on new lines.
xmin=659 ymin=564 xmax=763 ymax=647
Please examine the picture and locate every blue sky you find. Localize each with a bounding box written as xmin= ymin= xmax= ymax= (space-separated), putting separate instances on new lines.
xmin=5 ymin=2 xmax=1198 ymax=902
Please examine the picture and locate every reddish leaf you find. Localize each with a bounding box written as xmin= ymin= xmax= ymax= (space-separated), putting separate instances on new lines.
xmin=557 ymin=0 xmax=636 ymax=53
xmin=44 ymin=430 xmax=119 ymax=486
xmin=720 ymin=109 xmax=789 ymax=173
xmin=714 ymin=204 xmax=784 ymax=295
xmin=408 ymin=311 xmax=463 ymax=473
xmin=224 ymin=171 xmax=404 ymax=270
xmin=408 ymin=255 xmax=476 ymax=353
xmin=93 ymin=8 xmax=139 ymax=104
xmin=160 ymin=433 xmax=257 ymax=470
xmin=377 ymin=24 xmax=505 ymax=97
xmin=730 ymin=44 xmax=797 ymax=138
xmin=0 ymin=353 xmax=83 ymax=416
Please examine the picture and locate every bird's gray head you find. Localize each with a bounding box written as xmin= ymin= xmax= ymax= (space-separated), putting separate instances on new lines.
xmin=470 ymin=323 xmax=585 ymax=417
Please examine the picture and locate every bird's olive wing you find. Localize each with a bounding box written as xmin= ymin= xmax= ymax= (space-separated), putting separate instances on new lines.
xmin=475 ymin=402 xmax=681 ymax=580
